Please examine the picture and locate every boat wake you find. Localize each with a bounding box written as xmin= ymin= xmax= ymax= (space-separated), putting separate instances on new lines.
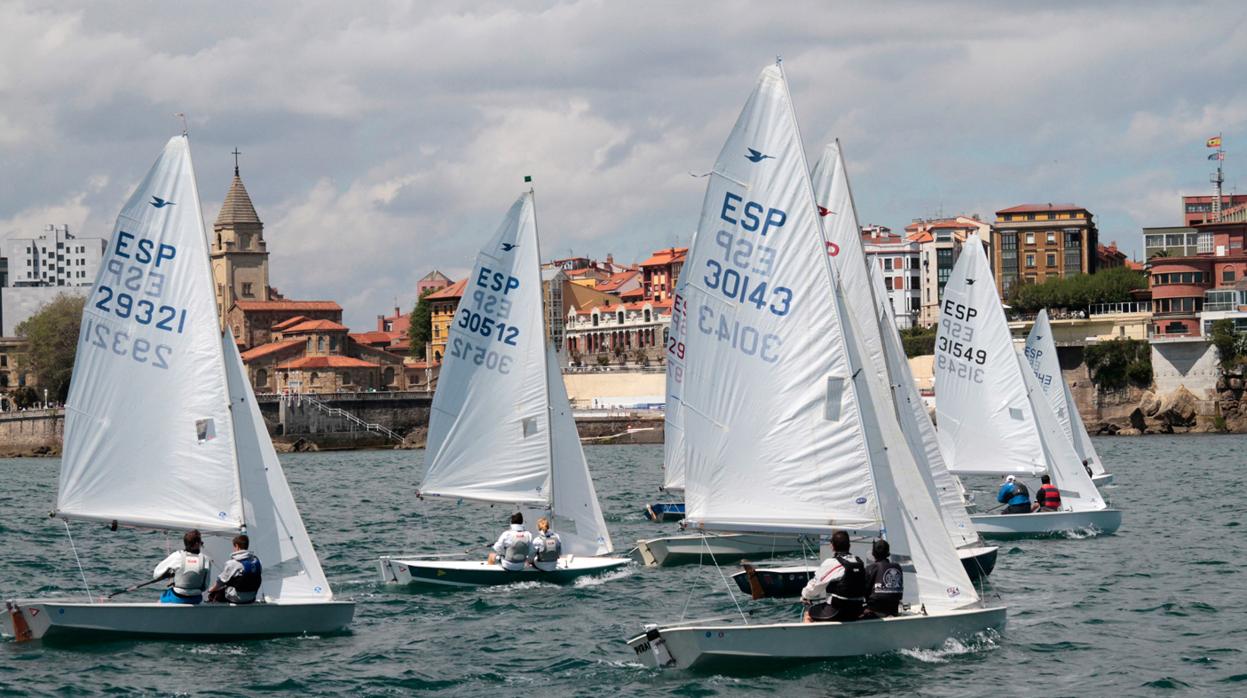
xmin=574 ymin=566 xmax=636 ymax=588
xmin=898 ymin=629 xmax=1000 ymax=663
xmin=1058 ymin=526 xmax=1104 ymax=540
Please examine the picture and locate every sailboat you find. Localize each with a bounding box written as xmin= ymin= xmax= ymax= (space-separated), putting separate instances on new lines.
xmin=934 ymin=235 xmax=1122 ymax=538
xmin=1024 ymin=310 xmax=1115 ymax=486
xmin=643 ymin=232 xmax=695 ymax=524
xmin=627 ymin=62 xmax=1005 ymax=669
xmin=378 ymin=192 xmax=628 ymax=587
xmin=1 ymin=135 xmax=354 ymax=642
xmin=724 ymin=142 xmax=997 ymax=598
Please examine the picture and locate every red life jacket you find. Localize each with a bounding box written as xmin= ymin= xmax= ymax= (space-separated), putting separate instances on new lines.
xmin=1037 ymin=483 xmax=1062 ymax=509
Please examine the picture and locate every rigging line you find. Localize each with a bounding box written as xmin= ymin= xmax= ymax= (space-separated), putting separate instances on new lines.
xmin=702 ymin=535 xmax=749 ymax=624
xmin=63 ymin=520 xmax=94 ymax=603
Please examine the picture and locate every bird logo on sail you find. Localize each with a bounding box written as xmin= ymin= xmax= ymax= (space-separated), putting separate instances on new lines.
xmin=965 ymin=278 xmax=976 ymax=285
xmin=501 ymin=242 xmax=518 ymax=252
xmin=150 ymin=196 xmax=175 ymax=208
xmin=817 ymin=206 xmax=834 ymax=217
xmin=745 ymin=148 xmax=774 ymax=163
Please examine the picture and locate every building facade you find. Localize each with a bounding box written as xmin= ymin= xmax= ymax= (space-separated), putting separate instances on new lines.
xmin=415 ymin=270 xmax=451 ymax=298
xmin=992 ymin=203 xmax=1098 ymax=299
xmin=240 ymin=317 xmax=409 ymax=394
xmin=2 ymin=225 xmax=106 ymax=288
xmin=639 ymin=247 xmax=686 ymax=302
xmin=226 ymin=299 xmax=343 ymax=349
xmin=1182 ymin=194 xmax=1247 ymax=226
xmin=905 ymin=216 xmax=991 ymax=326
xmin=1144 ymin=226 xmax=1202 ymax=259
xmin=426 ymin=279 xmax=466 ymax=364
xmin=1148 ymin=220 xmax=1247 ymax=338
xmin=564 ymin=299 xmax=672 ymax=365
xmin=210 ymin=163 xmax=271 ymax=328
xmin=860 ymin=225 xmax=920 ymax=328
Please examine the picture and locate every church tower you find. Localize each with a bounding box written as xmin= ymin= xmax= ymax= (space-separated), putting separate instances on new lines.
xmin=210 ymin=150 xmax=270 ymax=327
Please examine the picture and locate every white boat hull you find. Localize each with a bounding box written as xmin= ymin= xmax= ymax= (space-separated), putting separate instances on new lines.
xmin=627 ymin=605 xmax=1007 ymax=669
xmin=379 ymin=556 xmax=629 ymax=587
xmin=1092 ymin=473 xmax=1115 ymax=487
xmin=2 ymin=599 xmax=355 ymax=642
xmin=970 ymin=509 xmax=1122 ymax=538
xmin=631 ymin=533 xmax=814 ymax=567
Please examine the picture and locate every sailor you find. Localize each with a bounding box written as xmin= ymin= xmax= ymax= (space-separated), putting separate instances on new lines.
xmin=207 ymin=534 xmax=263 ymax=604
xmin=800 ymin=530 xmax=868 ymax=623
xmin=996 ymin=475 xmax=1031 ymax=514
xmin=862 ymin=539 xmax=904 ymax=618
xmin=1033 ymin=474 xmax=1063 ymax=512
xmin=153 ymin=529 xmax=213 ymax=605
xmin=487 ymin=512 xmax=533 ymax=572
xmin=530 ymin=517 xmax=562 ymax=572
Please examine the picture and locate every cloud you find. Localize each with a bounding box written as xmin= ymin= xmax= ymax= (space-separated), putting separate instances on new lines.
xmin=3 ymin=0 xmax=1247 ymax=326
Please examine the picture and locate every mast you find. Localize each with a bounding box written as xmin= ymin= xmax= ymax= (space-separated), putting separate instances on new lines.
xmin=1211 ymin=132 xmax=1225 ymax=223
xmin=528 ymin=180 xmax=556 ymax=516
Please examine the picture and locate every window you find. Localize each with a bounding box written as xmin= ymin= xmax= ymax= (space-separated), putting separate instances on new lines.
xmin=241 ymin=282 xmax=253 ymax=297
xmin=617 ymin=311 xmax=624 ymax=324
xmin=1046 ymin=253 xmax=1056 ymax=267
xmin=591 ymin=313 xmax=599 ymax=327
xmin=1047 ymin=232 xmax=1055 ymax=243
xmin=1025 ymin=253 xmax=1036 ymax=268
xmin=255 ymin=369 xmax=268 ymax=388
xmin=884 ymin=258 xmax=893 ymax=271
xmin=1026 ymin=233 xmax=1035 ymax=244
xmin=309 ymin=372 xmax=319 ymax=386
xmin=318 ymin=337 xmax=326 ymax=352
xmin=643 ymin=309 xmax=651 ymax=322
xmin=1224 ymin=269 xmax=1236 ymax=284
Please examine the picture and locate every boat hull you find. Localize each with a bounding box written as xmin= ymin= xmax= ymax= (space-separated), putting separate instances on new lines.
xmin=627 ymin=605 xmax=1007 ymax=669
xmin=644 ymin=502 xmax=686 ymax=522
xmin=379 ymin=556 xmax=629 ymax=587
xmin=631 ymin=533 xmax=811 ymax=567
xmin=970 ymin=509 xmax=1122 ymax=538
xmin=729 ymin=545 xmax=998 ymax=598
xmin=1 ymin=599 xmax=355 ymax=642
xmin=1091 ymin=473 xmax=1115 ymax=487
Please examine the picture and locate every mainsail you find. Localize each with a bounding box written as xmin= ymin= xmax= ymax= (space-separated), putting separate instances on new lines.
xmin=56 ymin=136 xmax=243 ymax=533
xmin=1024 ymin=310 xmax=1106 ymax=476
xmin=934 ymin=236 xmax=1047 ymax=476
xmin=420 ymin=193 xmax=613 ymax=555
xmin=661 ymin=230 xmax=697 ymax=493
xmin=811 ymin=142 xmax=980 ymax=550
xmin=680 ymin=64 xmax=881 ymax=535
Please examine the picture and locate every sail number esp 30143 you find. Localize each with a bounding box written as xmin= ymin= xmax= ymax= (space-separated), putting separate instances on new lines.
xmin=693 ymin=193 xmax=792 ymax=364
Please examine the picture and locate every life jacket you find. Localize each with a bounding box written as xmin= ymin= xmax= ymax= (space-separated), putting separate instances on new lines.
xmin=829 ymin=553 xmax=868 ymax=601
xmin=227 ymin=555 xmax=263 ymax=595
xmin=535 ymin=532 xmax=561 ymax=563
xmin=1009 ymin=481 xmax=1030 ymax=504
xmin=504 ymin=531 xmax=533 ymax=565
xmin=172 ymin=553 xmax=209 ymax=596
xmin=867 ymin=559 xmax=904 ymax=600
xmin=1036 ymin=483 xmax=1062 ymax=510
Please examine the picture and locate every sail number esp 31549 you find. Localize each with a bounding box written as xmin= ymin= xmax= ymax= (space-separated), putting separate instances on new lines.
xmin=936 ymin=299 xmax=985 ymax=384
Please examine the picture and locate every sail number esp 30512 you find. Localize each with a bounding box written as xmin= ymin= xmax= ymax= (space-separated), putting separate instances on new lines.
xmin=449 ymin=266 xmax=522 ymax=374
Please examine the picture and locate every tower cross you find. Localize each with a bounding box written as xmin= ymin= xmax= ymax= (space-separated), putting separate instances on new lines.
xmin=232 ymin=147 xmax=242 ymax=176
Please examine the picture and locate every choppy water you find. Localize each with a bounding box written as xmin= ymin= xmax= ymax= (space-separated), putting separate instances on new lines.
xmin=1 ymin=436 xmax=1245 ymax=696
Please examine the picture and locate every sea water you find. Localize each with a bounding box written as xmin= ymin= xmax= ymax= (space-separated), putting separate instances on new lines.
xmin=1 ymin=436 xmax=1245 ymax=695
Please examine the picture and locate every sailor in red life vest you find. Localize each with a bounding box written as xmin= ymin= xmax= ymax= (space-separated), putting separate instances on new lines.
xmin=1033 ymin=474 xmax=1063 ymax=512
xmin=800 ymin=530 xmax=868 ymax=623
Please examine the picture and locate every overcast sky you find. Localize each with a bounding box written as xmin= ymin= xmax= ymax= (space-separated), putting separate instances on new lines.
xmin=2 ymin=1 xmax=1244 ymax=327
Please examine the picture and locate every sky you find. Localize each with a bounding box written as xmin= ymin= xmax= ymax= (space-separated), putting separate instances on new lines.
xmin=1 ymin=0 xmax=1245 ymax=328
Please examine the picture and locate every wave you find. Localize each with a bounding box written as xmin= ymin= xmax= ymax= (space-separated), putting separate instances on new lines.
xmin=898 ymin=630 xmax=1000 ymax=663
xmin=574 ymin=566 xmax=637 ymax=588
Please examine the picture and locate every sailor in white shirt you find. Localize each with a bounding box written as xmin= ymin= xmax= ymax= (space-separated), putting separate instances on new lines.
xmin=487 ymin=512 xmax=533 ymax=572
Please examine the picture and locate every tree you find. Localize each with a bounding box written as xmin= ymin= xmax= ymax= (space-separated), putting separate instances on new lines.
xmin=14 ymin=294 xmax=85 ymax=402
xmin=1208 ymin=319 xmax=1247 ymax=371
xmin=899 ymin=325 xmax=937 ymax=357
xmin=1007 ymin=267 xmax=1147 ymax=313
xmin=1083 ymin=338 xmax=1152 ymax=391
xmin=406 ymin=289 xmax=435 ymax=359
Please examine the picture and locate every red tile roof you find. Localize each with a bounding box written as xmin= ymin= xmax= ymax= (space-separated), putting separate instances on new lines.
xmin=240 ymin=338 xmax=306 ymax=362
xmin=996 ymin=203 xmax=1086 ymax=214
xmin=282 ymin=319 xmax=349 ymax=333
xmin=272 ymin=315 xmax=311 ymax=331
xmin=620 ymin=287 xmax=645 ymax=300
xmin=426 ymin=279 xmax=466 ymax=301
xmin=596 ymin=270 xmax=639 ymax=292
xmin=350 ymin=331 xmax=394 ymax=345
xmin=277 ymin=356 xmax=379 ymax=369
xmin=236 ymin=300 xmax=342 ymax=312
xmin=639 ymin=248 xmax=688 ymax=267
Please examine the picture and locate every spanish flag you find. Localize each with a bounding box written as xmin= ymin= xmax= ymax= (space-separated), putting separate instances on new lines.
xmin=1207 ymin=136 xmax=1222 ymax=148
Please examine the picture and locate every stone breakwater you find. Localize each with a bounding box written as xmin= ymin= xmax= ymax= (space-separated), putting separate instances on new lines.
xmin=0 ymin=408 xmax=63 ymax=457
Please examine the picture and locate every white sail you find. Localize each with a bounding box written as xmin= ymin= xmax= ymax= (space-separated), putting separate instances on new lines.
xmin=661 ymin=230 xmax=697 ymax=493
xmin=421 ymin=194 xmax=550 ymax=506
xmin=545 ymin=345 xmax=613 ymax=556
xmin=220 ymin=334 xmax=334 ymax=600
xmin=56 ymin=135 xmax=243 ymax=533
xmin=681 ymin=64 xmax=881 ymax=535
xmin=1024 ymin=310 xmax=1105 ymax=476
xmin=934 ymin=236 xmax=1046 ymax=476
xmin=812 ymin=142 xmax=979 ymax=550
xmin=1016 ymin=349 xmax=1107 ymax=511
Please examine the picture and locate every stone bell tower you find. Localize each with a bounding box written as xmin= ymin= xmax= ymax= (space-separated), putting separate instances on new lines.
xmin=210 ymin=149 xmax=270 ymax=327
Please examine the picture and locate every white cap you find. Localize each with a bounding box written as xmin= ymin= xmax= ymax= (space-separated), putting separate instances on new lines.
xmin=1005 ymin=475 xmax=1016 ymax=483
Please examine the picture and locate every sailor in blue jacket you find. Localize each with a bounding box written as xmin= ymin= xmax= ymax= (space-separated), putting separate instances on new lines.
xmin=996 ymin=475 xmax=1031 ymax=514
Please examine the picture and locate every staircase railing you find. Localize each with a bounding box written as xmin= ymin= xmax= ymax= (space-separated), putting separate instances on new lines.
xmin=293 ymin=394 xmax=402 ymax=442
